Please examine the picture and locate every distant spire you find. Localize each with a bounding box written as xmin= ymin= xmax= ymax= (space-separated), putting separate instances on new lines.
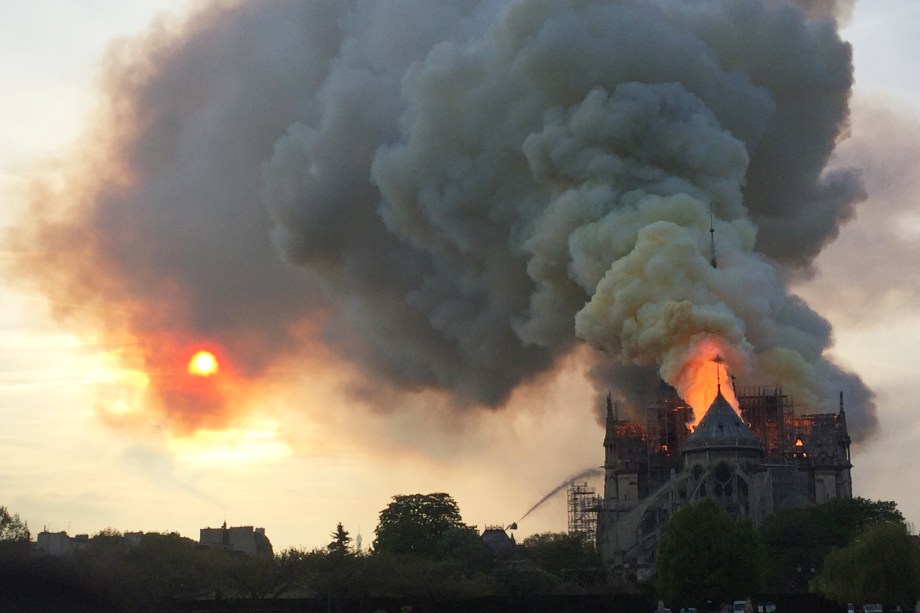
xmin=606 ymin=391 xmax=618 ymax=421
xmin=607 ymin=391 xmax=620 ymax=423
xmin=713 ymin=355 xmax=724 ymax=394
xmin=709 ymin=202 xmax=717 ymax=269
xmin=837 ymin=390 xmax=848 ymax=431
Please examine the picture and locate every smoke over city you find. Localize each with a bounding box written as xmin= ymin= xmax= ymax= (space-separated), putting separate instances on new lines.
xmin=5 ymin=0 xmax=876 ymax=438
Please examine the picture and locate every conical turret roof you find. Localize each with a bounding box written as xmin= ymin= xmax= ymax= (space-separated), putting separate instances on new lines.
xmin=682 ymin=388 xmax=762 ymax=454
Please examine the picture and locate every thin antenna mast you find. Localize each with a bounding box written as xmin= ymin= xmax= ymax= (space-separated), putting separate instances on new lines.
xmin=709 ymin=202 xmax=717 ymax=269
xmin=713 ymin=354 xmax=724 ymax=394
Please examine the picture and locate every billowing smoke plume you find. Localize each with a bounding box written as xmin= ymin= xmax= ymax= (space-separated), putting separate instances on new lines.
xmin=793 ymin=0 xmax=856 ymax=23
xmin=6 ymin=0 xmax=876 ymax=437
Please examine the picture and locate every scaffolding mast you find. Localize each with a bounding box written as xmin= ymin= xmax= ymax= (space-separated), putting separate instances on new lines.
xmin=567 ymin=482 xmax=600 ymax=546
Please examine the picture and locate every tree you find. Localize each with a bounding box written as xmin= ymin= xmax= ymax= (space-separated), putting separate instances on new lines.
xmin=218 ymin=552 xmax=281 ymax=600
xmin=656 ymin=498 xmax=765 ymax=606
xmin=831 ymin=497 xmax=904 ymax=529
xmin=0 ymin=506 xmax=30 ymax=542
xmin=273 ymin=547 xmax=329 ymax=597
xmin=0 ymin=506 xmax=31 ymax=560
xmin=520 ymin=532 xmax=603 ymax=578
xmin=373 ymin=493 xmax=466 ymax=556
xmin=813 ymin=521 xmax=920 ymax=606
xmin=328 ymin=522 xmax=352 ymax=556
xmin=71 ymin=531 xmax=213 ymax=609
xmin=759 ymin=497 xmax=905 ymax=592
xmin=437 ymin=525 xmax=495 ymax=573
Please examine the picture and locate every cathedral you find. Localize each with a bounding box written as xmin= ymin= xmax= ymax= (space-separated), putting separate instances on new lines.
xmin=596 ymin=381 xmax=852 ymax=580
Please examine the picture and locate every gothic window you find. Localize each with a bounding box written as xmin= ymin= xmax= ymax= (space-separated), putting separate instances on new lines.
xmin=692 ymin=465 xmax=704 ymax=482
xmin=713 ymin=462 xmax=732 ymax=499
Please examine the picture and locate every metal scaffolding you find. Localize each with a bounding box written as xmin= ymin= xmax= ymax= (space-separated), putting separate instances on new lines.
xmin=567 ymin=482 xmax=601 ymax=545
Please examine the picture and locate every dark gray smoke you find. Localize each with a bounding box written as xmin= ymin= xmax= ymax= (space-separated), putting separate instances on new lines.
xmin=6 ymin=0 xmax=876 ymax=437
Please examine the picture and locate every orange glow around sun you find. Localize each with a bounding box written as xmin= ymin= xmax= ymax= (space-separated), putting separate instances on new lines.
xmin=152 ymin=340 xmax=246 ymax=432
xmin=188 ymin=350 xmax=219 ymax=377
xmin=96 ymin=337 xmax=249 ymax=434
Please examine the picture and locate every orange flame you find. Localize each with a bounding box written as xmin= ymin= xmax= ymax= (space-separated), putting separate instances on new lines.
xmin=669 ymin=337 xmax=741 ymax=426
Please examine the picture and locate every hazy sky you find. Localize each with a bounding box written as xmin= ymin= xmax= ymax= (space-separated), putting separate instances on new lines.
xmin=1 ymin=0 xmax=919 ymax=551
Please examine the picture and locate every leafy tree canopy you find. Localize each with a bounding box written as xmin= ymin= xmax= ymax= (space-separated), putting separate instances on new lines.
xmin=520 ymin=532 xmax=602 ymax=578
xmin=813 ymin=521 xmax=920 ymax=606
xmin=94 ymin=527 xmax=123 ymax=538
xmin=655 ymin=498 xmax=765 ymax=605
xmin=759 ymin=497 xmax=905 ymax=592
xmin=437 ymin=525 xmax=495 ymax=573
xmin=0 ymin=506 xmax=30 ymax=542
xmin=373 ymin=493 xmax=466 ymax=557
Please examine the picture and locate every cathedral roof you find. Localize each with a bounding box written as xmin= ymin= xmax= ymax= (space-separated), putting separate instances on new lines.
xmin=682 ymin=388 xmax=762 ymax=454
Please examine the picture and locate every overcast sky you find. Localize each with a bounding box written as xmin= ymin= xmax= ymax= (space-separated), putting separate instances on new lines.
xmin=1 ymin=0 xmax=919 ymax=550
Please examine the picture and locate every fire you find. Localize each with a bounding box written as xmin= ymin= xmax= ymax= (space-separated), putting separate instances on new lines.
xmin=669 ymin=338 xmax=742 ymax=426
xmin=188 ymin=350 xmax=219 ymax=377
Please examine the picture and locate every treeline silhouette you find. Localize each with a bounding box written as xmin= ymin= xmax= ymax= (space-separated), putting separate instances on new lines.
xmin=0 ymin=494 xmax=651 ymax=612
xmin=0 ymin=494 xmax=913 ymax=612
xmin=0 ymin=526 xmax=644 ymax=612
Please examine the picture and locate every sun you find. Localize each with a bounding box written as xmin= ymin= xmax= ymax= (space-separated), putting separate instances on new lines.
xmin=188 ymin=350 xmax=219 ymax=377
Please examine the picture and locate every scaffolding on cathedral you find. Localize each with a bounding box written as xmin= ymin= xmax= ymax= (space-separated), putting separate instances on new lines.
xmin=567 ymin=482 xmax=601 ymax=545
xmin=737 ymin=385 xmax=795 ymax=459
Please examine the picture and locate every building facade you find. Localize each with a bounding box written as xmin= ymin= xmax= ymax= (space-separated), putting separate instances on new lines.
xmin=596 ymin=382 xmax=852 ymax=580
xmin=199 ymin=522 xmax=273 ymax=557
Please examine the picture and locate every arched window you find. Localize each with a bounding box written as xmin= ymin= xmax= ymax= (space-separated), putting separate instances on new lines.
xmin=714 ymin=462 xmax=732 ymax=484
xmin=692 ymin=465 xmax=704 ymax=482
xmin=713 ymin=463 xmax=733 ymax=499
